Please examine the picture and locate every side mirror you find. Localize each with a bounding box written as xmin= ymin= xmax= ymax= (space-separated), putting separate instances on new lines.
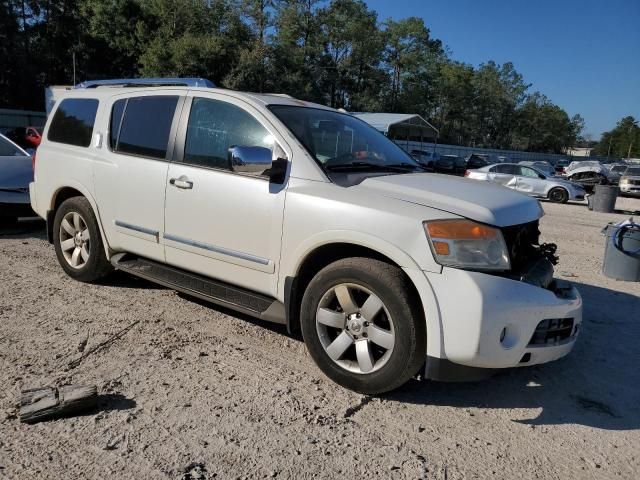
xmin=228 ymin=146 xmax=272 ymax=175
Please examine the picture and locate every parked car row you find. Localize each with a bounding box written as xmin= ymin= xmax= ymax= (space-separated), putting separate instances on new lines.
xmin=409 ymin=151 xmax=493 ymax=175
xmin=463 ymin=157 xmax=640 ymax=200
xmin=465 ymin=163 xmax=585 ymax=203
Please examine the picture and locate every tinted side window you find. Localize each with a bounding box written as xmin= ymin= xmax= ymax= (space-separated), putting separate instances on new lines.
xmin=48 ymin=98 xmax=99 ymax=147
xmin=109 ymin=99 xmax=126 ymax=149
xmin=183 ymin=98 xmax=272 ymax=170
xmin=116 ymin=96 xmax=178 ymax=159
xmin=494 ymin=164 xmax=516 ymax=174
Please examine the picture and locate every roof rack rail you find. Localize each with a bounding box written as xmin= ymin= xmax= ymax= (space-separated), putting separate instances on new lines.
xmin=74 ymin=78 xmax=215 ymax=89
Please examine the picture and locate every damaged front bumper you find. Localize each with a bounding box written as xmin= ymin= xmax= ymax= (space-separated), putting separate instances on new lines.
xmin=424 ymin=266 xmax=582 ymax=378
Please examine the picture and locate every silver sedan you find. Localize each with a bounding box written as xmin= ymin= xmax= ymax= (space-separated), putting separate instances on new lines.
xmin=465 ymin=163 xmax=586 ymax=203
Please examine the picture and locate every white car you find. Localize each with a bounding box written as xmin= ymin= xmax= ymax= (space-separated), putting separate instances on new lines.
xmin=29 ymin=79 xmax=582 ymax=394
xmin=466 ymin=163 xmax=586 ymax=203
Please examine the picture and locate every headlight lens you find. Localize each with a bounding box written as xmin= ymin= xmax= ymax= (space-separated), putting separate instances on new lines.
xmin=424 ymin=219 xmax=511 ymax=271
xmin=620 ymin=178 xmax=629 ymax=185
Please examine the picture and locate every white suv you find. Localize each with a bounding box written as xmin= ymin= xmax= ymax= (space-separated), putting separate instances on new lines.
xmin=30 ymin=79 xmax=582 ymax=393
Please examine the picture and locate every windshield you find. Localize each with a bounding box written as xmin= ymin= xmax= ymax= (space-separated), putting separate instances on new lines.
xmin=269 ymin=106 xmax=422 ymax=173
xmin=625 ymin=167 xmax=640 ymax=176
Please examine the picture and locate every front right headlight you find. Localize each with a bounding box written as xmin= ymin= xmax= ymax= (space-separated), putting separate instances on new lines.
xmin=423 ymin=219 xmax=511 ymax=271
xmin=620 ymin=178 xmax=630 ymax=185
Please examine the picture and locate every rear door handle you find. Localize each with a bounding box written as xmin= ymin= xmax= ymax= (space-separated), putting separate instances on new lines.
xmin=169 ymin=176 xmax=193 ymax=189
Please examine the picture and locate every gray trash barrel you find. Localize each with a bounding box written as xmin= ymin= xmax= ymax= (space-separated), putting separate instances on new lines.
xmin=602 ymin=222 xmax=640 ymax=281
xmin=592 ymin=185 xmax=619 ymax=213
xmin=586 ymin=194 xmax=594 ymax=210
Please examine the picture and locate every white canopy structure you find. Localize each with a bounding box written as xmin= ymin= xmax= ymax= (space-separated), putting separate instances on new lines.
xmin=352 ymin=113 xmax=439 ymax=145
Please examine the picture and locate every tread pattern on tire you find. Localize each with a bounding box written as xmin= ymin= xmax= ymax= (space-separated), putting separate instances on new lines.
xmin=300 ymin=257 xmax=426 ymax=394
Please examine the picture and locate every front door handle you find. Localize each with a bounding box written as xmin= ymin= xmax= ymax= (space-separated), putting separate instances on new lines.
xmin=169 ymin=176 xmax=193 ymax=189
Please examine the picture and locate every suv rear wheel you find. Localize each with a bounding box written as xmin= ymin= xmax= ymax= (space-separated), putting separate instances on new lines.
xmin=300 ymin=257 xmax=426 ymax=394
xmin=53 ymin=197 xmax=112 ymax=282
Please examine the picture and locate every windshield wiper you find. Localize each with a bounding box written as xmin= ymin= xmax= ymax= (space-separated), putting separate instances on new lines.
xmin=325 ymin=161 xmax=422 ymax=173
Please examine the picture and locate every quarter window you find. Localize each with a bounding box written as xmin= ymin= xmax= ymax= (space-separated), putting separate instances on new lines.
xmin=48 ymin=98 xmax=99 ymax=147
xmin=183 ymin=98 xmax=273 ymax=170
xmin=115 ymin=96 xmax=178 ymax=159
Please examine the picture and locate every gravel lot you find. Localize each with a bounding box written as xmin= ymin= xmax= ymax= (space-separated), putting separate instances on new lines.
xmin=1 ymin=197 xmax=639 ymax=479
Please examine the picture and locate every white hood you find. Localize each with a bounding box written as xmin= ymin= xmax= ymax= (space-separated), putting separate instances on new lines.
xmin=358 ymin=173 xmax=544 ymax=227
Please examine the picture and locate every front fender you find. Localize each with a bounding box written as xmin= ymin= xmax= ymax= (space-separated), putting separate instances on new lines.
xmin=280 ymin=230 xmax=445 ymax=360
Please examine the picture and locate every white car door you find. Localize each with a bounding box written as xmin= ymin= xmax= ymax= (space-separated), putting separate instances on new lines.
xmin=163 ymin=93 xmax=290 ymax=296
xmin=515 ymin=166 xmax=547 ymax=196
xmin=93 ymin=92 xmax=185 ymax=262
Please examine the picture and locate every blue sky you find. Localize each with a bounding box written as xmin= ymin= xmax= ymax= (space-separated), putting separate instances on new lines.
xmin=365 ymin=0 xmax=640 ymax=139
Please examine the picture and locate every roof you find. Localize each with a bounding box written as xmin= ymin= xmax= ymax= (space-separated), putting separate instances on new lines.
xmin=58 ymin=83 xmax=334 ymax=112
xmin=351 ymin=113 xmax=439 ymax=135
xmin=74 ymin=78 xmax=215 ymax=89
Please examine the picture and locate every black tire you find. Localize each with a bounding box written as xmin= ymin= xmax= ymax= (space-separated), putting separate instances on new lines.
xmin=300 ymin=257 xmax=426 ymax=394
xmin=548 ymin=187 xmax=569 ymax=203
xmin=53 ymin=196 xmax=113 ymax=282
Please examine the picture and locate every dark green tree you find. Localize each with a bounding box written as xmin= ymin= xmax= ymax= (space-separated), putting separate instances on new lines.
xmin=594 ymin=116 xmax=640 ymax=158
xmin=317 ymin=0 xmax=384 ymax=110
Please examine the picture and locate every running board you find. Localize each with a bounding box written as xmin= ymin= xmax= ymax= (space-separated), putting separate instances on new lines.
xmin=110 ymin=253 xmax=285 ymax=324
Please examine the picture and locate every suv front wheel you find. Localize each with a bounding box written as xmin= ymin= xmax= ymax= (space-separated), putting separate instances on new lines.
xmin=53 ymin=197 xmax=113 ymax=282
xmin=300 ymin=257 xmax=426 ymax=394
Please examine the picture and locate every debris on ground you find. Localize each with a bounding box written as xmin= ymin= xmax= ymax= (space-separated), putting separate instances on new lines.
xmin=19 ymin=385 xmax=97 ymax=424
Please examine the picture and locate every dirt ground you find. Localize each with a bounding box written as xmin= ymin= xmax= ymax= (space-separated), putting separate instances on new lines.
xmin=1 ymin=197 xmax=639 ymax=480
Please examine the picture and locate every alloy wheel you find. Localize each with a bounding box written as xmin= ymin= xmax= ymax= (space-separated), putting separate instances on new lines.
xmin=315 ymin=283 xmax=395 ymax=374
xmin=59 ymin=211 xmax=91 ymax=269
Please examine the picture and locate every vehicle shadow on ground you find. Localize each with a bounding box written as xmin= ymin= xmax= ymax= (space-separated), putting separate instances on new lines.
xmin=0 ymin=217 xmax=46 ymax=239
xmin=387 ymin=281 xmax=640 ymax=431
xmin=176 ymin=292 xmax=291 ymax=337
xmin=98 ymin=270 xmax=166 ymax=290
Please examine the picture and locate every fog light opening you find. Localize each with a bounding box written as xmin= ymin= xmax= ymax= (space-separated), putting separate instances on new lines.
xmin=499 ymin=325 xmax=519 ymax=349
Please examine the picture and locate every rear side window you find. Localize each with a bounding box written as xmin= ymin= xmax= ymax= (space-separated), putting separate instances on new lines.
xmin=114 ymin=96 xmax=178 ymax=159
xmin=48 ymin=98 xmax=99 ymax=147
